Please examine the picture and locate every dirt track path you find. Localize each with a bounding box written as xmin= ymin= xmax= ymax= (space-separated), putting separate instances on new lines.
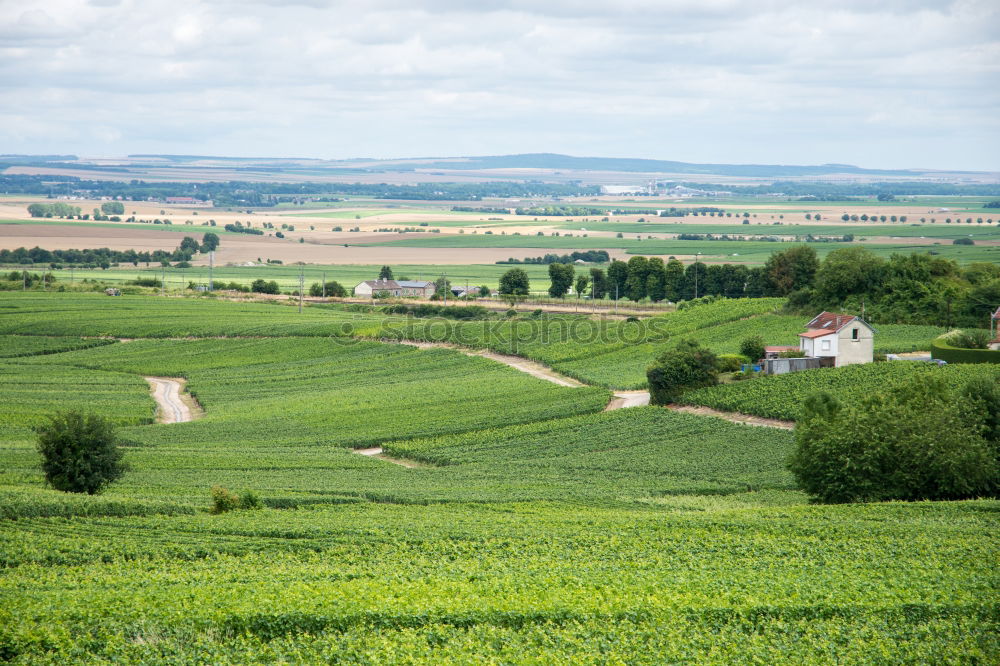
xmin=355 ymin=446 xmax=424 ymax=468
xmin=669 ymin=405 xmax=795 ymax=429
xmin=144 ymin=377 xmax=196 ymax=424
xmin=605 ymin=391 xmax=651 ymax=410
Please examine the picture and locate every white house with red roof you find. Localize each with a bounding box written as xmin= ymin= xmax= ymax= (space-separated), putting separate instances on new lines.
xmin=798 ymin=311 xmax=875 ymax=367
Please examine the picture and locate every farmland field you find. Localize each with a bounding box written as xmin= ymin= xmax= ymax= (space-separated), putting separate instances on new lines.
xmin=1 ymin=293 xmax=996 ymax=663
xmin=358 ymin=233 xmax=1000 ymax=264
xmin=681 ymin=361 xmax=1000 ymax=421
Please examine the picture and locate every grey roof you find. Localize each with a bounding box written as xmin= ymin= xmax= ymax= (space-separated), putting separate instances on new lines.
xmin=396 ymin=280 xmax=433 ymax=288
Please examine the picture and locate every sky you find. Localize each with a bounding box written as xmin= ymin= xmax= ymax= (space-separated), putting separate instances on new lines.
xmin=1 ymin=0 xmax=998 ymax=170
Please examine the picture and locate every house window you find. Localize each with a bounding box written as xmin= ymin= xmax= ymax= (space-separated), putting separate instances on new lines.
xmin=852 ymin=328 xmax=859 ymax=340
xmin=821 ymin=340 xmax=831 ymax=351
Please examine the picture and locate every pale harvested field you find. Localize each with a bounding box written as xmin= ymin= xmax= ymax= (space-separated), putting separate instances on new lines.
xmin=0 ymin=223 xmax=630 ymax=265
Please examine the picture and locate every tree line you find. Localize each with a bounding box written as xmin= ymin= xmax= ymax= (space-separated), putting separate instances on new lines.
xmin=0 ymin=233 xmax=219 ymax=268
xmin=498 ymin=250 xmax=610 ymax=265
xmin=494 ymin=244 xmax=999 ymax=328
xmin=2 ymin=175 xmax=599 ymax=206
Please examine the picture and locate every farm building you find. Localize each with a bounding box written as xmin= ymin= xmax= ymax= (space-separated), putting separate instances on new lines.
xmin=798 ymin=311 xmax=875 ymax=367
xmin=451 ymin=286 xmax=482 ymax=298
xmin=354 ymin=279 xmax=435 ymax=298
xmin=164 ymin=196 xmax=211 ymax=206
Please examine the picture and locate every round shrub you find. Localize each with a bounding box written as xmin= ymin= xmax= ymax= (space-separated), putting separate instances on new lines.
xmin=36 ymin=412 xmax=126 ymax=494
xmin=716 ymin=354 xmax=750 ymax=373
xmin=646 ymin=339 xmax=718 ymax=405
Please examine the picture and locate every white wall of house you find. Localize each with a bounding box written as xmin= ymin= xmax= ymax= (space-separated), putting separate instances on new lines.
xmin=354 ymin=282 xmax=373 ymax=297
xmin=800 ymin=333 xmax=837 ymax=359
xmin=835 ymin=323 xmax=874 ymax=366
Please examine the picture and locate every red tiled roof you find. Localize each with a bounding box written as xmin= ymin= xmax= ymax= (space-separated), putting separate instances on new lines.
xmin=806 ymin=311 xmax=857 ymax=331
xmin=799 ymin=328 xmax=835 ymax=339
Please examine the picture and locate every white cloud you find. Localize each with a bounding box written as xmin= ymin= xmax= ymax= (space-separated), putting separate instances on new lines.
xmin=0 ymin=0 xmax=996 ymax=169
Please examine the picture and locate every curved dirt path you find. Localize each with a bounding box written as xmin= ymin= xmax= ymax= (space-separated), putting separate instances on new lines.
xmin=605 ymin=391 xmax=651 ymax=411
xmin=144 ymin=377 xmax=197 ymax=424
xmin=355 ymin=446 xmax=424 ymax=468
xmin=669 ymin=405 xmax=794 ymax=429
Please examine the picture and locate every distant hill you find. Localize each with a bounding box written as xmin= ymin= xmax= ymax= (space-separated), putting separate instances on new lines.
xmin=407 ymin=153 xmax=918 ymax=177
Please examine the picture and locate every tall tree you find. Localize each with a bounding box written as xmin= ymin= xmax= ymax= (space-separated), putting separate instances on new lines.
xmin=548 ymin=262 xmax=574 ymax=298
xmin=378 ymin=265 xmax=394 ymax=280
xmin=813 ymin=247 xmax=885 ymax=305
xmin=606 ymin=260 xmax=629 ymax=300
xmin=763 ymin=245 xmax=819 ymax=296
xmin=201 ymin=232 xmax=220 ymax=252
xmin=589 ymin=268 xmax=608 ymax=299
xmin=574 ymin=274 xmax=589 ymax=299
xmin=624 ymin=256 xmax=650 ymax=301
xmin=499 ymin=268 xmax=530 ymax=296
xmin=645 ymin=257 xmax=666 ymax=302
xmin=663 ymin=258 xmax=685 ymax=302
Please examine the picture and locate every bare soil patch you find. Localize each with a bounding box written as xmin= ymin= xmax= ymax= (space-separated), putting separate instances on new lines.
xmin=668 ymin=404 xmax=794 ymax=429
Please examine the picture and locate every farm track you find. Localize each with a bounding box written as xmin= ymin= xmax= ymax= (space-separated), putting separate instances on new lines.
xmin=144 ymin=377 xmax=197 ymax=424
xmin=668 ymin=405 xmax=795 ymax=429
xmin=354 ymin=447 xmax=424 ymax=468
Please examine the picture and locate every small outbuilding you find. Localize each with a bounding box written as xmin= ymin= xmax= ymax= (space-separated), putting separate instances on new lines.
xmin=354 ymin=278 xmax=435 ymax=298
xmin=798 ymin=311 xmax=876 ymax=367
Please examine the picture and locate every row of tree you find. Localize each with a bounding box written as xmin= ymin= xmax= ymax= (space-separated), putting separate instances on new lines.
xmin=498 ymin=250 xmax=610 ymax=265
xmin=494 ymin=244 xmax=997 ymax=328
xmin=0 ymin=233 xmax=219 ymax=268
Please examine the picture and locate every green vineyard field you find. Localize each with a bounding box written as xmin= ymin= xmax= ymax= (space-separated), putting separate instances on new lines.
xmin=0 ymin=293 xmax=996 ymax=663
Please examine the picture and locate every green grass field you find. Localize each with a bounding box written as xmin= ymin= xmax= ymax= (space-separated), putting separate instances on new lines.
xmin=1 ymin=294 xmax=996 ymax=662
xmin=0 ymin=292 xmax=964 ymax=389
xmin=358 ymin=233 xmax=1000 ymax=264
xmin=557 ymin=221 xmax=1000 ymax=239
xmin=36 ymin=262 xmax=561 ymax=293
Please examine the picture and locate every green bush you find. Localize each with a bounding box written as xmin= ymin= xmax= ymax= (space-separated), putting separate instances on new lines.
xmin=739 ymin=335 xmax=766 ymax=363
xmin=647 ymin=339 xmax=718 ymax=405
xmin=946 ymin=329 xmax=992 ymax=350
xmin=211 ymin=486 xmax=262 ymax=513
xmin=931 ymin=336 xmax=1000 ymax=364
xmin=36 ymin=412 xmax=126 ymax=494
xmin=210 ymin=486 xmax=240 ymax=513
xmin=238 ymin=491 xmax=263 ymax=510
xmin=716 ymin=353 xmax=750 ymax=372
xmin=788 ymin=377 xmax=998 ymax=503
xmin=308 ymin=281 xmax=347 ymax=298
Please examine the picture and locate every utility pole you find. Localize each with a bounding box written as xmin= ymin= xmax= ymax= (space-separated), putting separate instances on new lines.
xmin=209 ymin=251 xmax=214 ymax=291
xmin=22 ymin=270 xmax=26 ymax=291
xmin=322 ymin=271 xmax=326 ymax=299
xmin=695 ymin=253 xmax=701 ymax=299
xmin=161 ymin=266 xmax=165 ymax=296
xmin=298 ymin=265 xmax=304 ymax=314
xmin=70 ymin=266 xmax=74 ymax=285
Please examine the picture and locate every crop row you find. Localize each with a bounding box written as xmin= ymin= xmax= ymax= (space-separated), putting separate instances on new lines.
xmin=680 ymin=361 xmax=1000 ymax=421
xmin=0 ymin=500 xmax=994 ymax=662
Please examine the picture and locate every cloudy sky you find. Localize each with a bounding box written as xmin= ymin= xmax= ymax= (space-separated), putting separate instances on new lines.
xmin=1 ymin=0 xmax=998 ymax=170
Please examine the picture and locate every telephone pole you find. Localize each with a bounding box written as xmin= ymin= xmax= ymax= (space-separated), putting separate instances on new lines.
xmin=208 ymin=251 xmax=214 ymax=291
xmin=298 ymin=265 xmax=304 ymax=314
xmin=322 ymin=271 xmax=326 ymax=298
xmin=694 ymin=252 xmax=701 ymax=299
